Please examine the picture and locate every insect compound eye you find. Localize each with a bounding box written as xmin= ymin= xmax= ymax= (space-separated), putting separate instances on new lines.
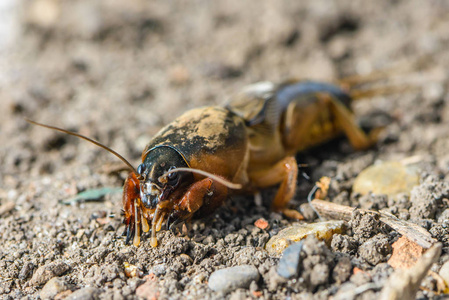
xmin=137 ymin=163 xmax=146 ymax=176
xmin=167 ymin=166 xmax=178 ymax=183
xmin=168 ymin=172 xmax=178 ymax=181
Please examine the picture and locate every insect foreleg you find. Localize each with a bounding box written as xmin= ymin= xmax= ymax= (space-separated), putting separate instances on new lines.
xmin=175 ymin=178 xmax=228 ymax=219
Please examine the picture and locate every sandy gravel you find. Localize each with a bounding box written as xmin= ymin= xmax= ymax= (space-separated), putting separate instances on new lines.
xmin=1 ymin=1 xmax=449 ymax=299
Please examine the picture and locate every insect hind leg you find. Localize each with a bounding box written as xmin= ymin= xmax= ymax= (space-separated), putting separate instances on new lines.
xmin=249 ymin=156 xmax=303 ymax=219
xmin=324 ymin=93 xmax=379 ymax=150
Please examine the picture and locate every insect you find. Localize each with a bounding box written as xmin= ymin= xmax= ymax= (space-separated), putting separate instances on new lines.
xmin=28 ymin=79 xmax=383 ymax=247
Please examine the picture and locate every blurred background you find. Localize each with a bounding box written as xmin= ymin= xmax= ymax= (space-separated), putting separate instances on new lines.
xmin=1 ymin=0 xmax=449 ymax=178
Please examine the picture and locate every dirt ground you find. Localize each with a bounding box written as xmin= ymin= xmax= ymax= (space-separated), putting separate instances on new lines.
xmin=2 ymin=0 xmax=449 ymax=299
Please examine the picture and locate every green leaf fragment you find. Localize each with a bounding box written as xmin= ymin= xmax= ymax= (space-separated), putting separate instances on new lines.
xmin=60 ymin=187 xmax=122 ymax=205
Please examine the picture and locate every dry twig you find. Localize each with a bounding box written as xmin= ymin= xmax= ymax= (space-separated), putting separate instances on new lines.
xmin=311 ymin=199 xmax=436 ymax=249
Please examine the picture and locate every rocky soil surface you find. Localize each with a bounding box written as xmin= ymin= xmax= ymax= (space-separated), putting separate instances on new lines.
xmin=1 ymin=1 xmax=449 ymax=299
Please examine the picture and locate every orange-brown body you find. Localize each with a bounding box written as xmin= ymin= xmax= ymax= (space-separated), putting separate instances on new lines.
xmin=123 ymin=80 xmax=379 ymax=247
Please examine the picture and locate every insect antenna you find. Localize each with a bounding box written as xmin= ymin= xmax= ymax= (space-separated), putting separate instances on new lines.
xmin=164 ymin=167 xmax=243 ymax=190
xmin=25 ymin=119 xmax=138 ymax=174
xmin=338 ymin=55 xmax=434 ymax=88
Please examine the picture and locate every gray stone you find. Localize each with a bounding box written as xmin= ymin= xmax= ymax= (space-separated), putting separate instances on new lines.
xmin=19 ymin=262 xmax=35 ymax=280
xmin=30 ymin=260 xmax=71 ymax=286
xmin=208 ymin=265 xmax=259 ymax=293
xmin=40 ymin=277 xmax=69 ymax=300
xmin=332 ymin=256 xmax=352 ymax=284
xmin=150 ymin=263 xmax=167 ymax=276
xmin=358 ymin=234 xmax=391 ymax=265
xmin=66 ymin=287 xmax=101 ymax=300
xmin=277 ymin=241 xmax=304 ymax=278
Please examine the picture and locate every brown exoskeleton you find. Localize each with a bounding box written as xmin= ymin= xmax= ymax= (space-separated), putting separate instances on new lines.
xmin=28 ymin=79 xmax=381 ymax=247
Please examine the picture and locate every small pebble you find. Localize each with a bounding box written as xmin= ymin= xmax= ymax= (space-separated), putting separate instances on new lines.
xmin=30 ymin=260 xmax=71 ymax=286
xmin=40 ymin=277 xmax=69 ymax=300
xmin=358 ymin=234 xmax=391 ymax=265
xmin=265 ymin=221 xmax=345 ymax=255
xmin=438 ymin=260 xmax=449 ymax=286
xmin=0 ymin=201 xmax=15 ymax=216
xmin=208 ymin=265 xmax=260 ymax=294
xmin=380 ymin=243 xmax=442 ymax=300
xmin=332 ymin=257 xmax=352 ymax=284
xmin=168 ymin=65 xmax=190 ymax=85
xmin=19 ymin=262 xmax=35 ymax=280
xmin=388 ymin=236 xmax=424 ymax=270
xmin=353 ymin=161 xmax=419 ymax=197
xmin=27 ymin=0 xmax=60 ymax=29
xmin=331 ymin=234 xmax=358 ymax=254
xmin=66 ymin=287 xmax=101 ymax=300
xmin=150 ymin=263 xmax=167 ymax=276
xmin=277 ymin=241 xmax=304 ymax=278
xmin=409 ymin=175 xmax=448 ymax=219
xmin=124 ymin=262 xmax=143 ymax=278
xmin=136 ymin=280 xmax=159 ymax=300
xmin=300 ymin=203 xmax=317 ymax=220
xmin=254 ymin=218 xmax=269 ymax=230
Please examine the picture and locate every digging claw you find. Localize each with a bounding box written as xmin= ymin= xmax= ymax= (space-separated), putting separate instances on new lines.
xmin=168 ymin=218 xmax=184 ymax=233
xmin=166 ymin=211 xmax=185 ymax=233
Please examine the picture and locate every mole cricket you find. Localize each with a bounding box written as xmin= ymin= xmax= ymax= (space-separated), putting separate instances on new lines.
xmin=28 ymin=79 xmax=385 ymax=247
